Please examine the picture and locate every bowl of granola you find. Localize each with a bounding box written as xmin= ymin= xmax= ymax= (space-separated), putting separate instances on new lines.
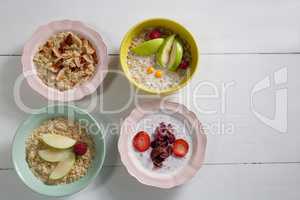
xmin=118 ymin=101 xmax=206 ymax=188
xmin=22 ymin=20 xmax=108 ymax=101
xmin=12 ymin=104 xmax=105 ymax=197
xmin=120 ymin=18 xmax=199 ymax=95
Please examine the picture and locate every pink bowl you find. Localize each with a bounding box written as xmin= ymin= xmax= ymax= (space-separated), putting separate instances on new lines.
xmin=22 ymin=20 xmax=108 ymax=101
xmin=118 ymin=101 xmax=207 ymax=188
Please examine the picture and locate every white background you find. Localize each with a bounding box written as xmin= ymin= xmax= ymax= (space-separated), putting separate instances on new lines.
xmin=0 ymin=0 xmax=300 ymax=199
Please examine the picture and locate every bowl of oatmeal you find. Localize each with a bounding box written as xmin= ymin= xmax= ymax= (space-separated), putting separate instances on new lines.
xmin=118 ymin=101 xmax=206 ymax=188
xmin=120 ymin=18 xmax=199 ymax=95
xmin=12 ymin=104 xmax=105 ymax=197
xmin=22 ymin=20 xmax=108 ymax=101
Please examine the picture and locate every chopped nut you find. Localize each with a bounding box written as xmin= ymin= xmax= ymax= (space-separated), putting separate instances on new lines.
xmin=56 ymin=68 xmax=66 ymax=81
xmin=82 ymin=54 xmax=94 ymax=64
xmin=71 ymin=33 xmax=82 ymax=47
xmin=83 ymin=39 xmax=95 ymax=54
xmin=51 ymin=57 xmax=63 ymax=73
xmin=51 ymin=48 xmax=61 ymax=58
xmin=74 ymin=57 xmax=82 ymax=68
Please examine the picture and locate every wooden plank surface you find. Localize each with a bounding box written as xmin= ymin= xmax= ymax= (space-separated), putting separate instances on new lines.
xmin=1 ymin=164 xmax=300 ymax=200
xmin=0 ymin=54 xmax=299 ymax=168
xmin=1 ymin=1 xmax=300 ymax=199
xmin=0 ymin=0 xmax=300 ymax=54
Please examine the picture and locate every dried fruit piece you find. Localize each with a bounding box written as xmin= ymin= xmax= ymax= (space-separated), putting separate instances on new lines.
xmin=173 ymin=139 xmax=189 ymax=157
xmin=73 ymin=142 xmax=88 ymax=156
xmin=133 ymin=131 xmax=150 ymax=152
xmin=150 ymin=122 xmax=176 ymax=168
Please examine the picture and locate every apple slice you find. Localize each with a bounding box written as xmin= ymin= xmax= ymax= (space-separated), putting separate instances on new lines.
xmin=38 ymin=149 xmax=73 ymax=162
xmin=41 ymin=134 xmax=76 ymax=149
xmin=167 ymin=39 xmax=183 ymax=71
xmin=49 ymin=152 xmax=75 ymax=180
xmin=156 ymin=34 xmax=176 ymax=67
xmin=132 ymin=38 xmax=164 ymax=56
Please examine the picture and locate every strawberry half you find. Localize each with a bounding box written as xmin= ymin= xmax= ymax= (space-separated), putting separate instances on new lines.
xmin=133 ymin=131 xmax=151 ymax=152
xmin=173 ymin=139 xmax=189 ymax=157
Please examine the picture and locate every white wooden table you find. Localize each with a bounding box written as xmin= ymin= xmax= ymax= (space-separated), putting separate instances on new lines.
xmin=1 ymin=0 xmax=300 ymax=199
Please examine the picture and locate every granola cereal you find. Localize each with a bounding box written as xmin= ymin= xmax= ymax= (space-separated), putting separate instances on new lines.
xmin=33 ymin=32 xmax=98 ymax=91
xmin=25 ymin=117 xmax=95 ymax=185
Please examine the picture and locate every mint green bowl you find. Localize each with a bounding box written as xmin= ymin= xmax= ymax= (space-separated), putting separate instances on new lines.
xmin=12 ymin=104 xmax=106 ymax=197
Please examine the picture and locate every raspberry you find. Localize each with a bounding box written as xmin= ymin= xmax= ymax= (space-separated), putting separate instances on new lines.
xmin=73 ymin=142 xmax=88 ymax=156
xmin=180 ymin=59 xmax=189 ymax=69
xmin=148 ymin=30 xmax=161 ymax=39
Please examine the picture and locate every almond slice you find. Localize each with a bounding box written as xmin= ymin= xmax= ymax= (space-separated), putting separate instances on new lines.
xmin=71 ymin=33 xmax=82 ymax=47
xmin=83 ymin=39 xmax=95 ymax=54
xmin=82 ymin=54 xmax=94 ymax=63
xmin=52 ymin=48 xmax=61 ymax=58
xmin=74 ymin=57 xmax=82 ymax=68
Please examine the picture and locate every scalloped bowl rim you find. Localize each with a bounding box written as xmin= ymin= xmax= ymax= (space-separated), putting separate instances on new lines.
xmin=22 ymin=20 xmax=108 ymax=101
xmin=118 ymin=101 xmax=207 ymax=188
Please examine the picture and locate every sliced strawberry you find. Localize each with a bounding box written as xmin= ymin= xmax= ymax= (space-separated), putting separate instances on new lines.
xmin=133 ymin=131 xmax=150 ymax=152
xmin=173 ymin=139 xmax=189 ymax=157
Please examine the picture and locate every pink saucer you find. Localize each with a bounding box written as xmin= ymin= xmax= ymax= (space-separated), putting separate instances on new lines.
xmin=22 ymin=20 xmax=108 ymax=101
xmin=118 ymin=101 xmax=207 ymax=188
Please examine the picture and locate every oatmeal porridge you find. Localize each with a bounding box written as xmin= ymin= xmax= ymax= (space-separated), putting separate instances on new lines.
xmin=127 ymin=27 xmax=192 ymax=91
xmin=33 ymin=32 xmax=98 ymax=91
xmin=25 ymin=117 xmax=95 ymax=185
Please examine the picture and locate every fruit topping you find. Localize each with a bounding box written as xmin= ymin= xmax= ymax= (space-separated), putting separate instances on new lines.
xmin=179 ymin=59 xmax=189 ymax=69
xmin=38 ymin=149 xmax=73 ymax=162
xmin=156 ymin=34 xmax=176 ymax=67
xmin=133 ymin=122 xmax=189 ymax=169
xmin=146 ymin=66 xmax=154 ymax=74
xmin=41 ymin=134 xmax=76 ymax=149
xmin=132 ymin=38 xmax=164 ymax=56
xmin=148 ymin=29 xmax=162 ymax=39
xmin=155 ymin=70 xmax=163 ymax=78
xmin=73 ymin=142 xmax=88 ymax=156
xmin=167 ymin=39 xmax=183 ymax=71
xmin=150 ymin=122 xmax=176 ymax=168
xmin=173 ymin=139 xmax=189 ymax=157
xmin=49 ymin=152 xmax=75 ymax=180
xmin=133 ymin=131 xmax=151 ymax=152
